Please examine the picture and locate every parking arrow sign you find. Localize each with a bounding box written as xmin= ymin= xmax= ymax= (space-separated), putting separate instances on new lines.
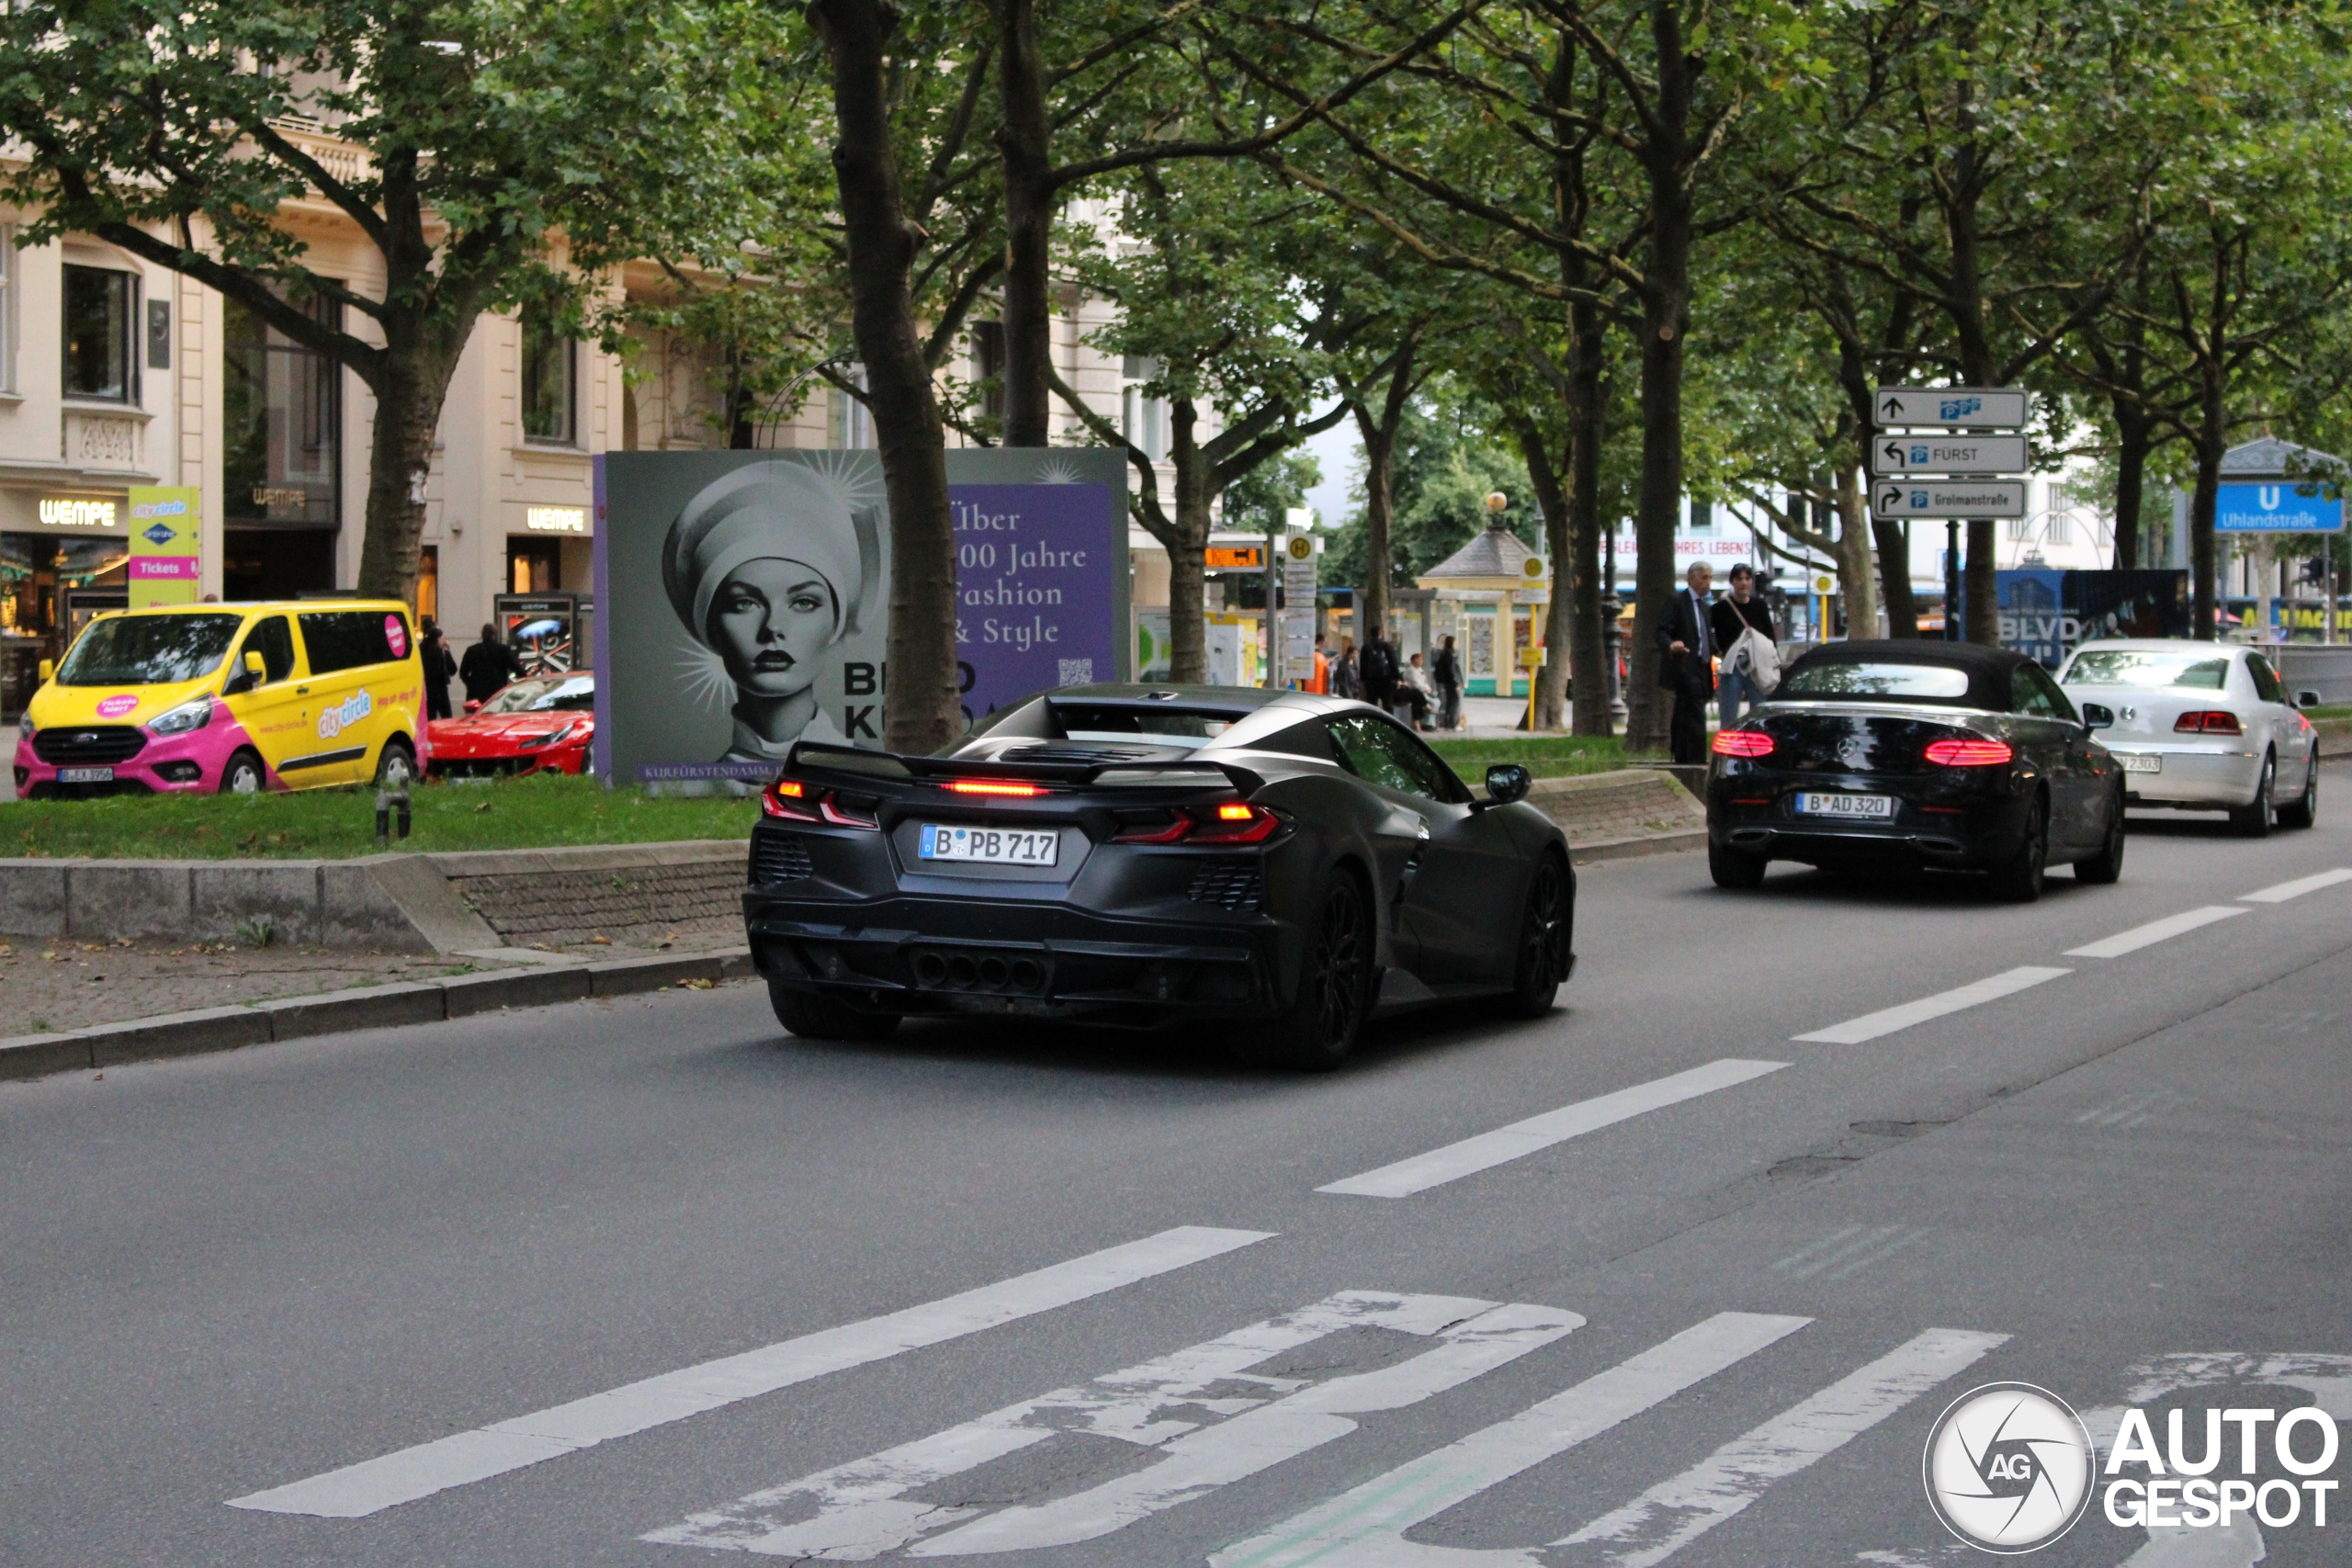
xmin=1871 ymin=434 xmax=2029 ymax=476
xmin=1872 ymin=480 xmax=2026 ymax=519
xmin=1872 ymin=387 xmax=2030 ymax=431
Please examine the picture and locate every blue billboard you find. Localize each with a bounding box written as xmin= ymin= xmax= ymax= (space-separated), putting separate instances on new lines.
xmin=2214 ymin=482 xmax=2343 ymax=533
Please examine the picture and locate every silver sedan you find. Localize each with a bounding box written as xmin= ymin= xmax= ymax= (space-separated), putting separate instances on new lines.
xmin=2056 ymin=639 xmax=2322 ymax=834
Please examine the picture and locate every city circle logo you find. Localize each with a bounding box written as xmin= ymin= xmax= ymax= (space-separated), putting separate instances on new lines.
xmin=1923 ymin=1382 xmax=2095 ymax=1552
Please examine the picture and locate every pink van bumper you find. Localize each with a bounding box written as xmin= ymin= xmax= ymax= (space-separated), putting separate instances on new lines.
xmin=13 ymin=705 xmax=269 ymax=798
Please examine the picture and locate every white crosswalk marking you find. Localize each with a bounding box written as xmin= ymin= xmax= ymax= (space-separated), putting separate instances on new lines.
xmin=1317 ymin=1060 xmax=1789 ymax=1199
xmin=649 ymin=1291 xmax=1578 ymax=1559
xmin=2239 ymin=867 xmax=2352 ymax=903
xmin=2064 ymin=906 xmax=2247 ymax=958
xmin=1793 ymin=966 xmax=2071 ymax=1044
xmin=1207 ymin=1311 xmax=1811 ymax=1568
xmin=228 ymin=1225 xmax=1271 ymax=1519
xmin=1548 ymin=1327 xmax=2007 ymax=1567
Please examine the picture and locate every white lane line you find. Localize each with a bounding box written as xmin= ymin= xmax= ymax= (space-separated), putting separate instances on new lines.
xmin=1549 ymin=1326 xmax=2007 ymax=1568
xmin=1317 ymin=1060 xmax=1790 ymax=1199
xmin=647 ymin=1291 xmax=1575 ymax=1559
xmin=2065 ymin=906 xmax=2247 ymax=958
xmin=1792 ymin=966 xmax=2071 ymax=1045
xmin=1207 ymin=1311 xmax=1811 ymax=1568
xmin=227 ymin=1225 xmax=1271 ymax=1519
xmin=2240 ymin=868 xmax=2352 ymax=904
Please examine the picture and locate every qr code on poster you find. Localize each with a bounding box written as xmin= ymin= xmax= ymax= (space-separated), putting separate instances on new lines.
xmin=1057 ymin=659 xmax=1094 ymax=686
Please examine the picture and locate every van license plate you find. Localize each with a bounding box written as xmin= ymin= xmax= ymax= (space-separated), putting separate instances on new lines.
xmin=1796 ymin=792 xmax=1894 ymax=818
xmin=919 ymin=824 xmax=1059 ymax=866
xmin=57 ymin=767 xmax=114 ymax=784
xmin=2117 ymin=753 xmax=2162 ymax=773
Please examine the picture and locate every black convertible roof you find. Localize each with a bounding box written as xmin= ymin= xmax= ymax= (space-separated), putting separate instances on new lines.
xmin=1782 ymin=639 xmax=2033 ymax=710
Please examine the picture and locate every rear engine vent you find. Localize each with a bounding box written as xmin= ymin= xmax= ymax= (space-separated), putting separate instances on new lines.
xmin=749 ymin=833 xmax=814 ymax=886
xmin=1188 ymin=857 xmax=1263 ymax=912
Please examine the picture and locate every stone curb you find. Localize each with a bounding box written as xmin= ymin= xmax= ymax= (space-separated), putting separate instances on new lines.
xmin=1572 ymin=828 xmax=1709 ymax=863
xmin=0 ymin=946 xmax=755 ymax=1083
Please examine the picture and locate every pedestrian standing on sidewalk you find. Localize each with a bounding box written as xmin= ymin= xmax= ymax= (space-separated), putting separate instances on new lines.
xmin=420 ymin=617 xmax=457 ymax=720
xmin=1656 ymin=561 xmax=1718 ymax=765
xmin=460 ymin=622 xmax=526 ymax=705
xmin=1431 ymin=635 xmax=1463 ymax=730
xmin=1359 ymin=622 xmax=1399 ymax=715
xmin=1710 ymin=564 xmax=1778 ymax=728
xmin=1306 ymin=631 xmax=1331 ymax=694
xmin=1331 ymin=636 xmax=1360 ymax=700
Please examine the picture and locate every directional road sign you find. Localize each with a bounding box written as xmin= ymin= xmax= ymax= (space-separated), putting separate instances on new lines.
xmin=2214 ymin=480 xmax=2345 ymax=533
xmin=1871 ymin=479 xmax=2027 ymax=519
xmin=1871 ymin=434 xmax=2028 ymax=476
xmin=1872 ymin=387 xmax=2030 ymax=431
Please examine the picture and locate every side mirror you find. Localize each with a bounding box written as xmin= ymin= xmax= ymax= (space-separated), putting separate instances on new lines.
xmin=37 ymin=658 xmax=54 ymax=682
xmin=225 ymin=649 xmax=265 ymax=695
xmin=2079 ymin=703 xmax=2114 ymax=729
xmin=464 ymin=699 xmax=482 ymax=715
xmin=1484 ymin=762 xmax=1532 ymax=806
xmin=2297 ymin=690 xmax=2324 ymax=710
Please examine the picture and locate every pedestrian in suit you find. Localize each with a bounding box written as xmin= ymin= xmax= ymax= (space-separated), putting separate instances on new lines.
xmin=1359 ymin=623 xmax=1400 ymax=714
xmin=1655 ymin=561 xmax=1718 ymax=765
xmin=420 ymin=617 xmax=457 ymax=720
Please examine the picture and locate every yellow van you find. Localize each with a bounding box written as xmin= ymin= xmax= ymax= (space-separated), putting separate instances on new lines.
xmin=12 ymin=601 xmax=427 ymax=799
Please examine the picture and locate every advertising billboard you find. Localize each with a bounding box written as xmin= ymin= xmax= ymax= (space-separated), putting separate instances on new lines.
xmin=594 ymin=449 xmax=1125 ymax=786
xmin=127 ymin=485 xmax=201 ymax=609
xmin=1996 ymin=570 xmax=2189 ymax=669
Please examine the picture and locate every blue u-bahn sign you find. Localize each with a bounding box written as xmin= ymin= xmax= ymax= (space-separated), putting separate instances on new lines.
xmin=2215 ymin=481 xmax=2343 ymax=532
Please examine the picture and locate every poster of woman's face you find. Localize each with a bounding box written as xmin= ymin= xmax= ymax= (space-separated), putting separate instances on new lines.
xmin=595 ymin=447 xmax=1126 ymax=788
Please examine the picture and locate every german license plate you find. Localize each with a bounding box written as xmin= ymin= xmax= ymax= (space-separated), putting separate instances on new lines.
xmin=56 ymin=766 xmax=114 ymax=784
xmin=1796 ymin=792 xmax=1894 ymax=819
xmin=918 ymin=824 xmax=1059 ymax=866
xmin=2116 ymin=752 xmax=2162 ymax=774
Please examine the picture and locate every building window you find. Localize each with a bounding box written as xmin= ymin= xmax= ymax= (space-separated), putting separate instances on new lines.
xmin=973 ymin=321 xmax=1006 ymax=424
xmin=521 ymin=310 xmax=576 ymax=445
xmin=2007 ymin=516 xmax=2032 ymax=542
xmin=1122 ymin=355 xmax=1167 ymax=462
xmin=62 ymin=265 xmax=136 ymax=402
xmin=830 ymin=364 xmax=874 ymax=448
xmin=224 ymin=289 xmax=341 ymax=527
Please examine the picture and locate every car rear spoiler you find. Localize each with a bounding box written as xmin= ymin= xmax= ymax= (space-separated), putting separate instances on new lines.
xmin=784 ymin=739 xmax=1265 ymax=797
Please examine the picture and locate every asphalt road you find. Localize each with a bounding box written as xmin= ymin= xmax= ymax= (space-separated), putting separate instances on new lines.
xmin=6 ymin=769 xmax=2351 ymax=1568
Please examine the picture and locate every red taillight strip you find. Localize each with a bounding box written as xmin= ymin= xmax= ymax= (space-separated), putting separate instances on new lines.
xmin=2174 ymin=710 xmax=2242 ymax=735
xmin=945 ymin=779 xmax=1044 ymax=796
xmin=819 ymin=792 xmax=879 ymax=828
xmin=1924 ymin=738 xmax=2014 ymax=766
xmin=1711 ymin=728 xmax=1774 ymax=758
xmin=1112 ymin=801 xmax=1283 ymax=845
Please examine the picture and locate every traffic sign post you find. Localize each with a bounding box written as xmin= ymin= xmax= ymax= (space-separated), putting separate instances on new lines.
xmin=1871 ymin=434 xmax=2029 ymax=477
xmin=1872 ymin=387 xmax=2030 ymax=431
xmin=1872 ymin=479 xmax=2027 ymax=520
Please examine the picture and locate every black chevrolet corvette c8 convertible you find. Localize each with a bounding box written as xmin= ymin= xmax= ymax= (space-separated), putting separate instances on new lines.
xmin=1705 ymin=640 xmax=2127 ymax=901
xmin=741 ymin=685 xmax=1576 ymax=1068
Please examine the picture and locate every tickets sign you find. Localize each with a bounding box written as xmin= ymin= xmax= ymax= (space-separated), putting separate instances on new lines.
xmin=128 ymin=485 xmax=201 ymax=608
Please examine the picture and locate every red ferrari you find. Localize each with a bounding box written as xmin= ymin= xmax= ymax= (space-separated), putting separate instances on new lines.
xmin=425 ymin=673 xmax=595 ymax=779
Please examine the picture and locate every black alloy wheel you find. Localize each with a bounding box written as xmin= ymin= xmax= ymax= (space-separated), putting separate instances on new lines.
xmin=1991 ymin=794 xmax=2048 ymax=903
xmin=769 ymin=980 xmax=901 ymax=1043
xmin=2229 ymin=751 xmax=2275 ymax=838
xmin=2075 ymin=793 xmax=2127 ymax=885
xmin=1241 ymin=871 xmax=1370 ymax=1070
xmin=2277 ymin=755 xmax=2319 ymax=830
xmin=219 ymin=750 xmax=266 ymax=795
xmin=1708 ymin=839 xmax=1768 ymax=890
xmin=1496 ymin=855 xmax=1572 ymax=1018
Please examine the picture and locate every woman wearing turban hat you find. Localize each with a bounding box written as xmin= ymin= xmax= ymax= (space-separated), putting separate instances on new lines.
xmin=663 ymin=463 xmax=873 ymax=764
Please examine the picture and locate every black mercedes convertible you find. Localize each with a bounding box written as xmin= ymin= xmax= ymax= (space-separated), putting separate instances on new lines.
xmin=741 ymin=685 xmax=1576 ymax=1067
xmin=1705 ymin=641 xmax=2127 ymax=900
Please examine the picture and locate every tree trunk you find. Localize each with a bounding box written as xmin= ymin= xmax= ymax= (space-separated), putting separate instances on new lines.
xmin=1566 ymin=296 xmax=1611 ymax=734
xmin=351 ymin=336 xmax=458 ymax=602
xmin=1871 ymin=515 xmax=1919 ymax=636
xmin=2189 ymin=358 xmax=2225 ymax=640
xmin=1833 ymin=467 xmax=1877 ymax=635
xmin=991 ymin=0 xmax=1054 ymax=447
xmin=2111 ymin=408 xmax=2153 ymax=570
xmin=1511 ymin=421 xmax=1571 ymax=729
xmin=815 ymin=0 xmax=961 ymax=753
xmin=1352 ymin=404 xmax=1396 ymax=649
xmin=1164 ymin=399 xmax=1208 ymax=682
xmin=1624 ymin=0 xmax=1692 ymax=751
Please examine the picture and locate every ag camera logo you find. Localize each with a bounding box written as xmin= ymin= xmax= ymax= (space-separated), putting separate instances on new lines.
xmin=1924 ymin=1382 xmax=2095 ymax=1552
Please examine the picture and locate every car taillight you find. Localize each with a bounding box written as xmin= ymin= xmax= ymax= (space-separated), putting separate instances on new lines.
xmin=1711 ymin=728 xmax=1774 ymax=758
xmin=763 ymin=779 xmax=818 ymax=819
xmin=2175 ymin=710 xmax=2242 ymax=735
xmin=946 ymin=778 xmax=1043 ymax=796
xmin=1924 ymin=738 xmax=2014 ymax=766
xmin=1114 ymin=801 xmax=1282 ymax=845
xmin=819 ymin=792 xmax=879 ymax=828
